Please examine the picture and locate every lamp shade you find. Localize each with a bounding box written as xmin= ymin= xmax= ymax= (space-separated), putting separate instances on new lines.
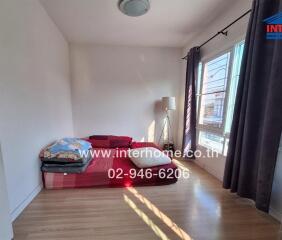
xmin=162 ymin=97 xmax=176 ymax=111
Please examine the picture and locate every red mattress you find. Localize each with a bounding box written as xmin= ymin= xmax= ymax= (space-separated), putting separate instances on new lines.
xmin=43 ymin=143 xmax=178 ymax=189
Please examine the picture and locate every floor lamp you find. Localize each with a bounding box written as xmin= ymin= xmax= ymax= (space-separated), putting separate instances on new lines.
xmin=158 ymin=97 xmax=176 ymax=147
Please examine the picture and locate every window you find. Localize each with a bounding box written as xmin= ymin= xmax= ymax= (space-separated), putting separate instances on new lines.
xmin=198 ymin=131 xmax=224 ymax=153
xmin=198 ymin=52 xmax=230 ymax=129
xmin=197 ymin=41 xmax=245 ymax=156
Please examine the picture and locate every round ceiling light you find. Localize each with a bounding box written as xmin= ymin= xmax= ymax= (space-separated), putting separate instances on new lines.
xmin=118 ymin=0 xmax=150 ymax=17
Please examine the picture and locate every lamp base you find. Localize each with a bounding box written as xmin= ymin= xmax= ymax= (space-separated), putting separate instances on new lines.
xmin=163 ymin=143 xmax=175 ymax=153
xmin=158 ymin=110 xmax=174 ymax=146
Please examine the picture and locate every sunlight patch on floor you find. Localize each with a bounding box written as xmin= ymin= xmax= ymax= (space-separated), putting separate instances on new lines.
xmin=127 ymin=187 xmax=192 ymax=240
xmin=123 ymin=194 xmax=170 ymax=240
xmin=172 ymin=159 xmax=191 ymax=177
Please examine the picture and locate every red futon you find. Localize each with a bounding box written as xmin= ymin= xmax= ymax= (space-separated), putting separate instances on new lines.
xmin=43 ymin=141 xmax=178 ymax=189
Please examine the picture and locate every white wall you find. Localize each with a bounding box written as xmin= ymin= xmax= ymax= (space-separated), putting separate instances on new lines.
xmin=178 ymin=0 xmax=252 ymax=180
xmin=0 ymin=0 xmax=74 ymax=220
xmin=0 ymin=144 xmax=13 ymax=240
xmin=70 ymin=44 xmax=182 ymax=145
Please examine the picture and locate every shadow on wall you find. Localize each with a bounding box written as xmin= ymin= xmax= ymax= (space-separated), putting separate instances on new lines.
xmin=148 ymin=121 xmax=155 ymax=142
xmin=136 ymin=99 xmax=170 ymax=144
xmin=153 ymin=100 xmax=168 ymax=145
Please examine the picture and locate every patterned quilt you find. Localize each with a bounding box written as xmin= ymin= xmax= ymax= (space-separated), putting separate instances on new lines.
xmin=40 ymin=138 xmax=92 ymax=162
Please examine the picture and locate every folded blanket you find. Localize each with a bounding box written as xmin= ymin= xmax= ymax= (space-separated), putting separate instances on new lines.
xmin=42 ymin=154 xmax=92 ymax=167
xmin=41 ymin=153 xmax=93 ymax=173
xmin=41 ymin=159 xmax=92 ymax=173
xmin=40 ymin=138 xmax=92 ymax=163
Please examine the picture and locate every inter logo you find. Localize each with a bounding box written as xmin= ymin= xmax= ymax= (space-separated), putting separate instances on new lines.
xmin=264 ymin=12 xmax=282 ymax=40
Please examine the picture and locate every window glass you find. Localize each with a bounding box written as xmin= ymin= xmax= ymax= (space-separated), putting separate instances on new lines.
xmin=196 ymin=62 xmax=203 ymax=95
xmin=198 ymin=131 xmax=224 ymax=153
xmin=199 ymin=92 xmax=226 ymax=128
xmin=225 ymin=42 xmax=245 ymax=134
xmin=198 ymin=52 xmax=230 ymax=128
xmin=223 ymin=138 xmax=230 ymax=156
xmin=196 ymin=62 xmax=202 ymax=116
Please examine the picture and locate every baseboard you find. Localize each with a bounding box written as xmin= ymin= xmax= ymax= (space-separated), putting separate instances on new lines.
xmin=11 ymin=184 xmax=42 ymax=221
xmin=269 ymin=207 xmax=282 ymax=222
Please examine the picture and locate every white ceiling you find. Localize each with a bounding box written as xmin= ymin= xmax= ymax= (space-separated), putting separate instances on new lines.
xmin=40 ymin=0 xmax=235 ymax=47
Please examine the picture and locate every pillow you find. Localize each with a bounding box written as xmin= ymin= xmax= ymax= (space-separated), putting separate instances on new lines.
xmin=87 ymin=135 xmax=110 ymax=148
xmin=88 ymin=135 xmax=132 ymax=148
xmin=109 ymin=136 xmax=132 ymax=148
xmin=130 ymin=141 xmax=162 ymax=151
xmin=128 ymin=147 xmax=171 ymax=168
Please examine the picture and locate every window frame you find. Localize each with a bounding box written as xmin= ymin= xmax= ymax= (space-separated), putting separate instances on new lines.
xmin=196 ymin=47 xmax=235 ymax=135
xmin=196 ymin=43 xmax=244 ymax=156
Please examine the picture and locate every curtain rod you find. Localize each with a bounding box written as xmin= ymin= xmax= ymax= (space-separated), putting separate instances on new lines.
xmin=182 ymin=9 xmax=252 ymax=60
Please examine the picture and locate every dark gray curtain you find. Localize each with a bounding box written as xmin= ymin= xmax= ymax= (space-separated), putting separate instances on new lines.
xmin=182 ymin=47 xmax=200 ymax=158
xmin=223 ymin=0 xmax=282 ymax=212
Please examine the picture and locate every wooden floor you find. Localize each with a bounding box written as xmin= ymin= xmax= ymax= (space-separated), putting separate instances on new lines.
xmin=14 ymin=160 xmax=281 ymax=240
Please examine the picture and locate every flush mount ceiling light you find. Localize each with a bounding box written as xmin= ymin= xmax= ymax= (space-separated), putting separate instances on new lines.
xmin=118 ymin=0 xmax=150 ymax=17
